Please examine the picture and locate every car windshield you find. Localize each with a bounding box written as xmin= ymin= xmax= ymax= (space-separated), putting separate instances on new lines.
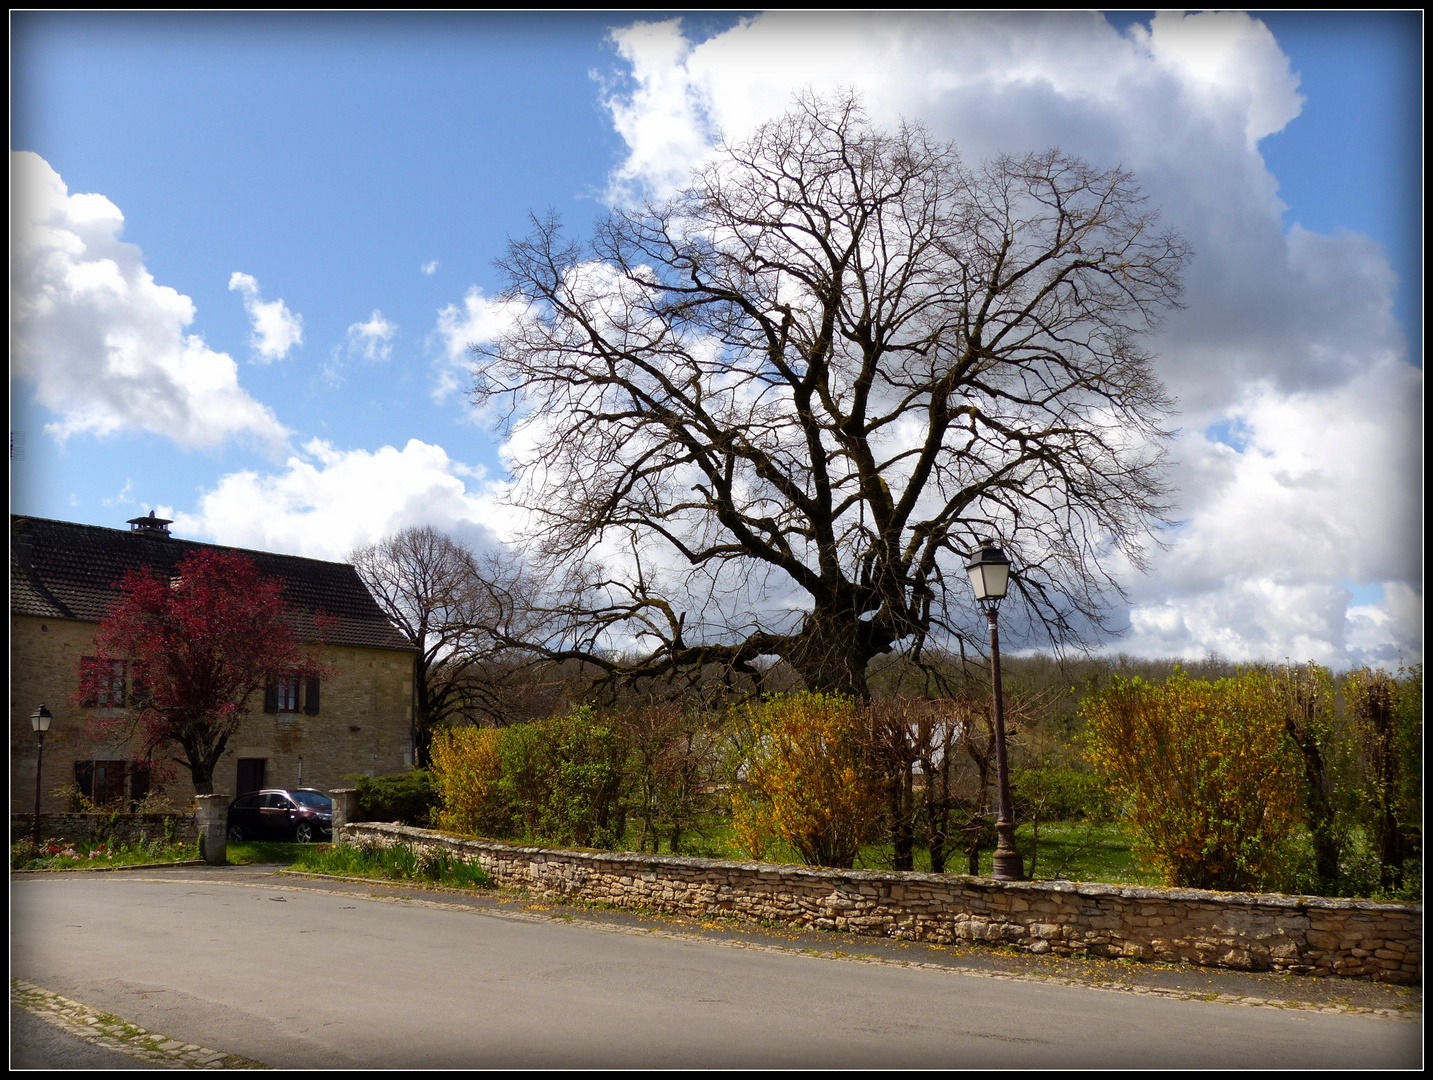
xmin=290 ymin=790 xmax=332 ymax=809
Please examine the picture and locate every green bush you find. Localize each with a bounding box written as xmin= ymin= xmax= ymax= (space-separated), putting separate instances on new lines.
xmin=11 ymin=839 xmax=43 ymax=870
xmin=500 ymin=707 xmax=628 ymax=847
xmin=1012 ymin=767 xmax=1114 ymax=822
xmin=356 ymin=770 xmax=439 ymax=827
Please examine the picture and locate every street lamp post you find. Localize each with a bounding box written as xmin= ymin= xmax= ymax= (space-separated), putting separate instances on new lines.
xmin=31 ymin=704 xmax=53 ymax=846
xmin=966 ymin=542 xmax=1025 ymax=881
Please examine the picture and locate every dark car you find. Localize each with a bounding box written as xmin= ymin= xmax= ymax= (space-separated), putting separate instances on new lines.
xmin=226 ymin=788 xmax=334 ymax=843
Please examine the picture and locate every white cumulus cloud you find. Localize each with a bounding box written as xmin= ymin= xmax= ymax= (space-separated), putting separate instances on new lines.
xmin=346 ymin=310 xmax=397 ymax=363
xmin=422 ymin=260 xmax=439 ymax=275
xmin=432 ymin=286 xmax=530 ymax=404
xmin=585 ymin=11 xmax=1421 ymax=666
xmin=228 ymin=271 xmax=304 ymax=362
xmin=171 ymin=438 xmax=514 ymax=562
xmin=10 ymin=151 xmax=288 ymax=452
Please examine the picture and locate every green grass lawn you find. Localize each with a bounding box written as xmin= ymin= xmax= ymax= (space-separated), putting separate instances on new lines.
xmin=224 ymin=840 xmax=311 ymax=865
xmin=999 ymin=821 xmax=1160 ymax=885
xmin=602 ymin=816 xmax=1160 ymax=885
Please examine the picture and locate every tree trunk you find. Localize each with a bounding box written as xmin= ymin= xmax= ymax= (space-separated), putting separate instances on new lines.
xmin=1281 ymin=675 xmax=1342 ymax=889
xmin=928 ymin=834 xmax=947 ymax=875
xmin=413 ymin=722 xmax=435 ymax=770
xmin=889 ymin=762 xmax=915 ymax=872
xmin=966 ymin=824 xmax=983 ymax=876
xmin=787 ymin=609 xmax=878 ymax=699
xmin=1363 ymin=678 xmax=1406 ymax=891
xmin=1299 ymin=747 xmax=1341 ymax=887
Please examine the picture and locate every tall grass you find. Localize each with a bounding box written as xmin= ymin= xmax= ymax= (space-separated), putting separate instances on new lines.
xmin=292 ymin=842 xmax=491 ymax=889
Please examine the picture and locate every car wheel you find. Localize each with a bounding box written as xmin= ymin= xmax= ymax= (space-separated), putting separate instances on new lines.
xmin=227 ymin=823 xmax=245 ymax=842
xmin=295 ymin=822 xmax=314 ymax=844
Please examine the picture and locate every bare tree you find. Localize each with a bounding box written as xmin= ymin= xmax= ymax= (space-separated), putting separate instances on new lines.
xmin=351 ymin=526 xmax=526 ymax=764
xmin=471 ymin=92 xmax=1187 ymax=698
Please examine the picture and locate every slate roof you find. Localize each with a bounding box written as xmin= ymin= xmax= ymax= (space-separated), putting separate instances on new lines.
xmin=10 ymin=515 xmax=416 ymax=653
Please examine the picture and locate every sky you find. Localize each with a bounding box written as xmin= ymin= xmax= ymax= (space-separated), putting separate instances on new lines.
xmin=10 ymin=11 xmax=1423 ymax=669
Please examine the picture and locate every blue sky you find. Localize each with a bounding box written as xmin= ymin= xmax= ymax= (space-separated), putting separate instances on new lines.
xmin=10 ymin=12 xmax=1423 ymax=667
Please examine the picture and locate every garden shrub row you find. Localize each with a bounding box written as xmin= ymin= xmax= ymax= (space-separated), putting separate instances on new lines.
xmin=387 ymin=663 xmax=1419 ymax=900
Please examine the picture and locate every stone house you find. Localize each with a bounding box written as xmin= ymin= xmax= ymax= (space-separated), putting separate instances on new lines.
xmin=11 ymin=513 xmax=418 ymax=812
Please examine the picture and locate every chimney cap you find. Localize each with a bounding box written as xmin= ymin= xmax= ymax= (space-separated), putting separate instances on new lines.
xmin=127 ymin=510 xmax=173 ymax=537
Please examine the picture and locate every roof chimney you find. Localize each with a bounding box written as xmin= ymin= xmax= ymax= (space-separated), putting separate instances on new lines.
xmin=127 ymin=510 xmax=173 ymax=537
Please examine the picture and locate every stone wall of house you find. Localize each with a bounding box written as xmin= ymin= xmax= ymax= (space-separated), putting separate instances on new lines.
xmin=10 ymin=614 xmax=415 ymax=813
xmin=10 ymin=617 xmax=101 ymax=814
xmin=12 ymin=812 xmax=198 ymax=847
xmin=340 ymin=822 xmax=1423 ymax=984
xmin=224 ymin=642 xmax=415 ymax=797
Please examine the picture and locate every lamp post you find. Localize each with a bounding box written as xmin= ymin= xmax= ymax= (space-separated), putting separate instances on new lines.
xmin=966 ymin=542 xmax=1025 ymax=881
xmin=31 ymin=704 xmax=53 ymax=845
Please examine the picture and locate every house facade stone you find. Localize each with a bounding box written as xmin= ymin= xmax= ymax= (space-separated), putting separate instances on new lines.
xmin=11 ymin=514 xmax=418 ymax=812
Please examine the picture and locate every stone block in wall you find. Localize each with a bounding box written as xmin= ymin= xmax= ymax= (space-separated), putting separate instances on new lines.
xmin=12 ymin=812 xmax=198 ymax=847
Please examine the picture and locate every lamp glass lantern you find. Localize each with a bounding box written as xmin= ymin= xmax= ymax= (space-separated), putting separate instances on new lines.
xmin=31 ymin=705 xmax=53 ymax=734
xmin=965 ymin=542 xmax=1011 ymax=604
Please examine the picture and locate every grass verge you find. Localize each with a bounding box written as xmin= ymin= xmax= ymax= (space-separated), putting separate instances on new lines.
xmin=291 ymin=841 xmax=492 ymax=889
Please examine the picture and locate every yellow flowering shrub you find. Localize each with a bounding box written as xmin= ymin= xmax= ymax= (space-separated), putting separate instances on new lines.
xmin=730 ymin=693 xmax=882 ymax=869
xmin=430 ymin=726 xmax=508 ymax=837
xmin=1083 ymin=671 xmax=1302 ymax=891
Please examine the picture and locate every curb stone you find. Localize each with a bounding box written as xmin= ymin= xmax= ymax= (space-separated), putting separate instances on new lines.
xmin=10 ymin=978 xmax=268 ymax=1070
xmin=12 ymin=860 xmax=208 ymax=874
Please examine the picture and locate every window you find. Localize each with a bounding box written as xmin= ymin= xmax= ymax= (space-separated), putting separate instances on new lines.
xmin=80 ymin=657 xmax=127 ymax=708
xmin=73 ymin=759 xmax=144 ymax=808
xmin=276 ymin=674 xmax=300 ymax=712
xmin=264 ymin=675 xmax=320 ymax=715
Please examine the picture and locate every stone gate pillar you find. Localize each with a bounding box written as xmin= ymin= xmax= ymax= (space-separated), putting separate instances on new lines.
xmin=195 ymin=794 xmax=229 ymax=865
xmin=330 ymin=788 xmax=359 ymax=844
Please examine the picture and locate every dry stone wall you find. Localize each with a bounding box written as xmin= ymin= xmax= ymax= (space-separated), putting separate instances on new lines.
xmin=13 ymin=812 xmax=198 ymax=847
xmin=340 ymin=822 xmax=1421 ymax=984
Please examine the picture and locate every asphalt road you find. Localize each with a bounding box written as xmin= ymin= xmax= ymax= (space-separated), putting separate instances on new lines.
xmin=10 ymin=1005 xmax=152 ymax=1070
xmin=11 ymin=868 xmax=1422 ymax=1069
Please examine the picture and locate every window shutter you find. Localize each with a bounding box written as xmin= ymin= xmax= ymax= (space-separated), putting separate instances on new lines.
xmin=131 ymin=664 xmax=150 ymax=705
xmin=129 ymin=763 xmax=151 ymax=806
xmin=304 ymin=677 xmax=321 ymax=715
xmin=74 ymin=760 xmax=95 ymax=801
xmin=80 ymin=657 xmax=98 ymax=708
xmin=264 ymin=682 xmax=278 ymax=713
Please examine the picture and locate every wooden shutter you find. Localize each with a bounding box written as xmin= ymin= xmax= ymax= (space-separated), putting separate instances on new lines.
xmin=79 ymin=657 xmax=99 ymax=708
xmin=129 ymin=763 xmax=151 ymax=807
xmin=264 ymin=682 xmax=278 ymax=713
xmin=304 ymin=677 xmax=321 ymax=715
xmin=130 ymin=662 xmax=150 ymax=705
xmin=74 ymin=760 xmax=95 ymax=801
xmin=110 ymin=660 xmax=126 ymax=708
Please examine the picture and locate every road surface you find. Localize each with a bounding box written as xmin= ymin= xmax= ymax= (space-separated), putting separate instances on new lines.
xmin=10 ymin=867 xmax=1422 ymax=1069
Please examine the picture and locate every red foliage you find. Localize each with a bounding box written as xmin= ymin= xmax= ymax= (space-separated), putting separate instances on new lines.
xmin=78 ymin=549 xmax=325 ymax=793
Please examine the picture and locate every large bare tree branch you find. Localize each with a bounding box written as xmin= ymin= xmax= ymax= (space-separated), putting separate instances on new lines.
xmin=469 ymin=91 xmax=1187 ymax=697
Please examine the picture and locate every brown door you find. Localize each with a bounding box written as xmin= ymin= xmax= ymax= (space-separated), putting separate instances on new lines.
xmin=237 ymin=758 xmax=266 ymax=795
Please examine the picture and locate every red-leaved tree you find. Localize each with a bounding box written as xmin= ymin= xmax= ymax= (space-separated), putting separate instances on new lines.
xmin=79 ymin=549 xmax=325 ymax=795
